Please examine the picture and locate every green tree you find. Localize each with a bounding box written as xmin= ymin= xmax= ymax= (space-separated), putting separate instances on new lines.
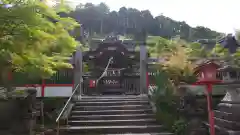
xmin=71 ymin=2 xmax=222 ymax=41
xmin=0 ymin=0 xmax=79 ymax=92
xmin=147 ymin=36 xmax=176 ymax=58
xmin=185 ymin=42 xmax=208 ymax=58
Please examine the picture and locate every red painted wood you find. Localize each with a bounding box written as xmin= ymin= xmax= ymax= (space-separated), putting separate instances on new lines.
xmin=24 ymin=84 xmax=40 ymax=87
xmin=206 ymin=84 xmax=215 ymax=135
xmin=44 ymin=84 xmax=73 ymax=86
xmin=89 ymin=80 xmax=96 ymax=88
xmin=8 ymin=72 xmax=12 ymax=81
xmin=16 ymin=84 xmax=73 ymax=87
xmin=41 ymin=79 xmax=45 ymax=97
xmin=193 ymin=81 xmax=216 ymax=135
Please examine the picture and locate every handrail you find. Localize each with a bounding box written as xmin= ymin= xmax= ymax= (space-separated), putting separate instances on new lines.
xmin=56 ymin=83 xmax=80 ymax=123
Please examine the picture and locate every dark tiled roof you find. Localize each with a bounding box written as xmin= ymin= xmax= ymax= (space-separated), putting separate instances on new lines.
xmin=196 ymin=35 xmax=239 ymax=53
xmin=218 ymin=35 xmax=239 ymax=53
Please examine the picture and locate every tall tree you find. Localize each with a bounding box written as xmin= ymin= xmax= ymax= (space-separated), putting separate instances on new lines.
xmin=71 ymin=3 xmax=222 ymax=40
xmin=0 ymin=0 xmax=79 ymax=91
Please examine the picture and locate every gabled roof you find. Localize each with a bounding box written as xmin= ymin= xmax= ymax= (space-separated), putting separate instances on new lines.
xmin=193 ymin=60 xmax=220 ymax=73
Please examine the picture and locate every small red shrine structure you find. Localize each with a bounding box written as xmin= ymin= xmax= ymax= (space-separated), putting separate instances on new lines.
xmin=193 ymin=60 xmax=222 ymax=135
xmin=194 ymin=60 xmax=221 ymax=84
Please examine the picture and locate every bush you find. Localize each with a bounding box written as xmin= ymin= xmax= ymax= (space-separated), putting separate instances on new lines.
xmin=172 ymin=119 xmax=188 ymax=135
xmin=150 ymin=70 xmax=188 ymax=135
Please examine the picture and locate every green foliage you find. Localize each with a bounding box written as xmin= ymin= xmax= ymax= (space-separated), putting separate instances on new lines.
xmin=185 ymin=42 xmax=208 ymax=58
xmin=147 ymin=36 xmax=177 ymax=57
xmin=181 ymin=67 xmax=197 ymax=83
xmin=192 ymin=26 xmax=221 ymax=40
xmin=211 ymin=43 xmax=229 ymax=57
xmin=151 ymin=71 xmax=188 ymax=135
xmin=54 ymin=2 xmax=73 ymax=13
xmin=83 ymin=62 xmax=89 ymax=72
xmin=147 ymin=36 xmax=197 ymax=84
xmin=70 ymin=3 xmax=222 ymax=41
xmin=0 ymin=0 xmax=79 ymax=81
xmin=163 ymin=66 xmax=197 ymax=85
xmin=185 ymin=40 xmax=230 ymax=59
xmin=42 ymin=98 xmax=68 ymax=124
xmin=172 ymin=119 xmax=188 ymax=135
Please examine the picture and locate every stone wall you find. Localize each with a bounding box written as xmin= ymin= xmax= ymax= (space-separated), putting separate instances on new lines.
xmin=214 ymin=86 xmax=240 ymax=135
xmin=0 ymin=89 xmax=37 ymax=135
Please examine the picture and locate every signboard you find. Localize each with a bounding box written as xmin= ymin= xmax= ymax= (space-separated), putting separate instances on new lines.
xmin=103 ymin=79 xmax=120 ymax=86
xmin=104 ymin=79 xmax=119 ymax=85
xmin=107 ymin=47 xmax=117 ymax=51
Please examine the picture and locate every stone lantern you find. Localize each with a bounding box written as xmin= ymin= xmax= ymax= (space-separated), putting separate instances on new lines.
xmin=213 ymin=65 xmax=240 ymax=134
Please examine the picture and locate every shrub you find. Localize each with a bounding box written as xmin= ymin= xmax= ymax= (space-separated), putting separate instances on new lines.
xmin=150 ymin=70 xmax=188 ymax=135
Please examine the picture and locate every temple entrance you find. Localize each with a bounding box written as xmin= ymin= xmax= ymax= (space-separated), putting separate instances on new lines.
xmin=83 ymin=39 xmax=140 ymax=95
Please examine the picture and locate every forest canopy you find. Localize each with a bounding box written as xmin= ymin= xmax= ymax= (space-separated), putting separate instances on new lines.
xmin=69 ymin=2 xmax=223 ymax=41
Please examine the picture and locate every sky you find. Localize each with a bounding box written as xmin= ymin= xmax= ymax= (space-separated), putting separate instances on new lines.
xmin=58 ymin=0 xmax=240 ymax=34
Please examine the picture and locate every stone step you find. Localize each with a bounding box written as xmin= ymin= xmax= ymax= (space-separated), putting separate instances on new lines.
xmin=214 ymin=110 xmax=238 ymax=121
xmin=215 ymin=117 xmax=240 ymax=131
xmin=66 ymin=133 xmax=173 ymax=135
xmin=75 ymin=101 xmax=149 ymax=106
xmin=63 ymin=95 xmax=172 ymax=134
xmin=69 ymin=114 xmax=156 ymax=120
xmin=73 ymin=104 xmax=151 ymax=111
xmin=61 ymin=125 xmax=164 ymax=134
xmin=68 ymin=119 xmax=157 ymax=126
xmin=217 ymin=103 xmax=240 ymax=113
xmin=81 ymin=95 xmax=148 ymax=99
xmin=203 ymin=121 xmax=240 ymax=135
xmin=71 ymin=109 xmax=153 ymax=115
xmin=80 ymin=97 xmax=148 ymax=102
xmin=103 ymin=133 xmax=172 ymax=135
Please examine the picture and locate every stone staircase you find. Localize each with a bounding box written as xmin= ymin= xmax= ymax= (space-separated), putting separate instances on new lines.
xmin=60 ymin=95 xmax=173 ymax=135
xmin=203 ymin=102 xmax=240 ymax=135
xmin=211 ymin=102 xmax=240 ymax=135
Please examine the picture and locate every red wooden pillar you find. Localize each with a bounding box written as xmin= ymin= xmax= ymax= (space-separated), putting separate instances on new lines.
xmin=41 ymin=79 xmax=45 ymax=97
xmin=72 ymin=69 xmax=74 ymax=88
xmin=206 ymin=84 xmax=215 ymax=135
xmin=8 ymin=71 xmax=12 ymax=81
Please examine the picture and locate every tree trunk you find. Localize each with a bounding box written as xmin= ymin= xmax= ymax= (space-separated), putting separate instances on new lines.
xmin=0 ymin=68 xmax=13 ymax=97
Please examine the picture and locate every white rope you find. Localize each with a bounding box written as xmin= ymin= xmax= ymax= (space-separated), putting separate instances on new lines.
xmin=96 ymin=57 xmax=113 ymax=85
